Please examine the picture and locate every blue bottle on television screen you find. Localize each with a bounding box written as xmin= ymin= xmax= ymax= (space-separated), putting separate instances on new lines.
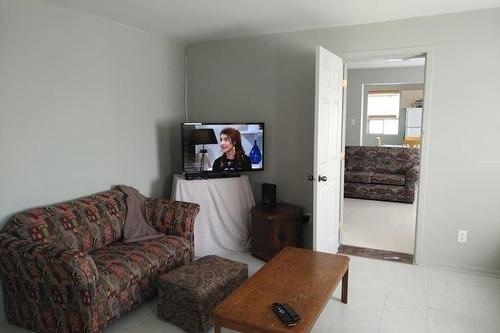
xmin=249 ymin=139 xmax=262 ymax=164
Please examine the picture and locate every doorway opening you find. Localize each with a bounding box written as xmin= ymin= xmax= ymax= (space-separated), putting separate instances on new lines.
xmin=338 ymin=54 xmax=427 ymax=263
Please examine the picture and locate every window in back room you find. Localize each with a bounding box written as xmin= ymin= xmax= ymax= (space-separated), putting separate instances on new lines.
xmin=367 ymin=91 xmax=400 ymax=135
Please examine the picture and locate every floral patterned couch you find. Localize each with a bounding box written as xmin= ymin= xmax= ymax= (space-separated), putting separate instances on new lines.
xmin=0 ymin=188 xmax=200 ymax=333
xmin=344 ymin=146 xmax=420 ymax=203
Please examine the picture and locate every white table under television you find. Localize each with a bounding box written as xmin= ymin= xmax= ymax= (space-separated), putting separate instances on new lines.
xmin=171 ymin=174 xmax=255 ymax=258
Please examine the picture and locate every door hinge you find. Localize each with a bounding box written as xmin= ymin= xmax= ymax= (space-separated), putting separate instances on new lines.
xmin=342 ymin=79 xmax=348 ymax=88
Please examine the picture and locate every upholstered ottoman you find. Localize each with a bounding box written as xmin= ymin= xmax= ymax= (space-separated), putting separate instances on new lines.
xmin=158 ymin=255 xmax=248 ymax=333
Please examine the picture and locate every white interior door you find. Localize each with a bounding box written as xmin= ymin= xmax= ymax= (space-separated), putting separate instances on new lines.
xmin=313 ymin=46 xmax=344 ymax=254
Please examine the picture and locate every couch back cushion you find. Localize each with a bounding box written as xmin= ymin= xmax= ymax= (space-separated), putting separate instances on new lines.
xmin=374 ymin=147 xmax=419 ymax=175
xmin=3 ymin=189 xmax=126 ymax=252
xmin=345 ymin=146 xmax=419 ymax=175
xmin=345 ymin=146 xmax=377 ymax=172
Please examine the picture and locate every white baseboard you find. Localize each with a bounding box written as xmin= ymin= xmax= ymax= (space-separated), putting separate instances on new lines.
xmin=418 ymin=260 xmax=500 ymax=278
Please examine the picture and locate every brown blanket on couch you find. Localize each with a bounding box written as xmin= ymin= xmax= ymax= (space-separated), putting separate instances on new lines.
xmin=118 ymin=185 xmax=164 ymax=242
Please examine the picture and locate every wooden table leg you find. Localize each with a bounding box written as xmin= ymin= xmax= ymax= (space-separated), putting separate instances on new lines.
xmin=341 ymin=268 xmax=349 ymax=304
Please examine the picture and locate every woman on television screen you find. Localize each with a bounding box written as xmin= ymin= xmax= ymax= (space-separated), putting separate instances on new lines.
xmin=213 ymin=127 xmax=252 ymax=171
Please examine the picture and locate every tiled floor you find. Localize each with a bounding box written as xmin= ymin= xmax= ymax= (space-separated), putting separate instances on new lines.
xmin=1 ymin=252 xmax=499 ymax=333
xmin=342 ymin=197 xmax=417 ymax=254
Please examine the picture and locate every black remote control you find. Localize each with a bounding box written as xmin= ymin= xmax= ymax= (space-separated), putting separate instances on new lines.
xmin=282 ymin=303 xmax=301 ymax=322
xmin=272 ymin=303 xmax=296 ymax=327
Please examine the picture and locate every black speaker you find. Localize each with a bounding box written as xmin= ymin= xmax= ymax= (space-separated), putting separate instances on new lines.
xmin=261 ymin=183 xmax=276 ymax=206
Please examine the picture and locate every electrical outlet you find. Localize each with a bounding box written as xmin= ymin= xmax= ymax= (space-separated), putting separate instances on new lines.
xmin=457 ymin=230 xmax=467 ymax=243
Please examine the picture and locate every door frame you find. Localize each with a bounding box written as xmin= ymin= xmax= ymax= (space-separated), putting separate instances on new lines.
xmin=338 ymin=46 xmax=435 ymax=264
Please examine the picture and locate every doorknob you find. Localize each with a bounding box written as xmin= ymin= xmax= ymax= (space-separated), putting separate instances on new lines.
xmin=318 ymin=175 xmax=328 ymax=182
xmin=308 ymin=175 xmax=316 ymax=181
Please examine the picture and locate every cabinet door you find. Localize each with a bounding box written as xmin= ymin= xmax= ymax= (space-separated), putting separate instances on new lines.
xmin=251 ymin=215 xmax=270 ymax=260
xmin=271 ymin=218 xmax=297 ymax=256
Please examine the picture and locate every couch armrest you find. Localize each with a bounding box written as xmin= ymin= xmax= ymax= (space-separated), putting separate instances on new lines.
xmin=405 ymin=164 xmax=420 ymax=187
xmin=0 ymin=232 xmax=98 ymax=288
xmin=146 ymin=199 xmax=200 ymax=260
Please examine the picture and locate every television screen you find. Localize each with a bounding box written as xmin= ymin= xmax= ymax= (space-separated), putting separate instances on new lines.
xmin=182 ymin=123 xmax=264 ymax=174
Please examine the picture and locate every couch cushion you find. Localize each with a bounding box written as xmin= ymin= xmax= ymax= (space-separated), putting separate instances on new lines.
xmin=371 ymin=173 xmax=406 ymax=186
xmin=375 ymin=148 xmax=419 ymax=175
xmin=3 ymin=189 xmax=126 ymax=252
xmin=344 ymin=182 xmax=415 ymax=203
xmin=90 ymin=235 xmax=190 ymax=297
xmin=345 ymin=146 xmax=377 ymax=172
xmin=345 ymin=171 xmax=373 ymax=183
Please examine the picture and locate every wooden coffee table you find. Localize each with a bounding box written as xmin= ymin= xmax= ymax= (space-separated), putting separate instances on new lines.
xmin=213 ymin=246 xmax=349 ymax=333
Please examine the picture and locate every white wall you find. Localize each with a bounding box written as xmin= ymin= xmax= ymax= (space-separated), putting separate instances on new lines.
xmin=187 ymin=9 xmax=500 ymax=275
xmin=0 ymin=0 xmax=185 ymax=320
xmin=345 ymin=66 xmax=425 ymax=146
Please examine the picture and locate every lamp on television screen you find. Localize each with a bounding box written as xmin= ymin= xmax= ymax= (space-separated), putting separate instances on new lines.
xmin=189 ymin=129 xmax=218 ymax=171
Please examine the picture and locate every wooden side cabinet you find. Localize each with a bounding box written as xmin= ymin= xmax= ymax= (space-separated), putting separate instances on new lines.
xmin=250 ymin=203 xmax=303 ymax=261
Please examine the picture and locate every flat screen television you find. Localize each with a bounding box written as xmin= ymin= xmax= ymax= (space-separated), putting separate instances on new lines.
xmin=181 ymin=123 xmax=264 ymax=176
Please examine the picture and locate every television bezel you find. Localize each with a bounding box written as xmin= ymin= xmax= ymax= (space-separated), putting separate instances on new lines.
xmin=181 ymin=122 xmax=265 ymax=174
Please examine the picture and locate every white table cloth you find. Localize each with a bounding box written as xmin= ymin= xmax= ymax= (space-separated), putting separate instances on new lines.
xmin=171 ymin=174 xmax=255 ymax=257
